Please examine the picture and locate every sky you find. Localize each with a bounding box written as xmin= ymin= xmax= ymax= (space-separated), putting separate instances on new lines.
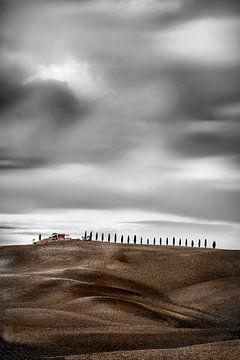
xmin=0 ymin=0 xmax=240 ymax=248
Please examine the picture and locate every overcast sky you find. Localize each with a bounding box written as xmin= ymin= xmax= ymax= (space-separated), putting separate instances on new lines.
xmin=0 ymin=0 xmax=240 ymax=248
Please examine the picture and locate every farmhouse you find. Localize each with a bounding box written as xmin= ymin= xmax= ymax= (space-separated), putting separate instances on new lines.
xmin=50 ymin=233 xmax=69 ymax=241
xmin=35 ymin=233 xmax=70 ymax=244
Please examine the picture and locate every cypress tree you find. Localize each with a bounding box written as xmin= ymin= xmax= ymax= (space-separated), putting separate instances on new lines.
xmin=101 ymin=233 xmax=104 ymax=241
xmin=108 ymin=233 xmax=111 ymax=242
xmin=147 ymin=238 xmax=149 ymax=245
xmin=127 ymin=235 xmax=130 ymax=244
xmin=166 ymin=237 xmax=168 ymax=246
xmin=160 ymin=237 xmax=162 ymax=246
xmin=153 ymin=237 xmax=156 ymax=245
xmin=198 ymin=239 xmax=201 ymax=248
xmin=114 ymin=233 xmax=117 ymax=243
xmin=89 ymin=231 xmax=92 ymax=241
xmin=84 ymin=231 xmax=87 ymax=240
xmin=173 ymin=237 xmax=175 ymax=246
xmin=179 ymin=238 xmax=181 ymax=246
xmin=134 ymin=235 xmax=137 ymax=244
xmin=185 ymin=239 xmax=188 ymax=247
xmin=212 ymin=241 xmax=216 ymax=249
xmin=204 ymin=239 xmax=207 ymax=248
xmin=191 ymin=240 xmax=194 ymax=247
xmin=96 ymin=232 xmax=98 ymax=241
xmin=140 ymin=237 xmax=143 ymax=245
xmin=121 ymin=235 xmax=123 ymax=243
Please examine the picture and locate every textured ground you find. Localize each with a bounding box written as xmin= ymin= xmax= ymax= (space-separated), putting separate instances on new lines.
xmin=0 ymin=240 xmax=239 ymax=359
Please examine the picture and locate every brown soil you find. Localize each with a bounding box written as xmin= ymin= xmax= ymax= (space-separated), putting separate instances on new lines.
xmin=0 ymin=240 xmax=239 ymax=359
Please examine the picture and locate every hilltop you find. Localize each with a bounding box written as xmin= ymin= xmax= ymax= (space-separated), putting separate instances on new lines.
xmin=0 ymin=240 xmax=239 ymax=359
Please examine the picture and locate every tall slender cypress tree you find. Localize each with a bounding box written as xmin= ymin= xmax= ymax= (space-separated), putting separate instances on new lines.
xmin=134 ymin=235 xmax=137 ymax=244
xmin=179 ymin=238 xmax=181 ymax=246
xmin=127 ymin=235 xmax=130 ymax=244
xmin=108 ymin=233 xmax=111 ymax=242
xmin=173 ymin=237 xmax=175 ymax=246
xmin=114 ymin=233 xmax=117 ymax=243
xmin=159 ymin=237 xmax=162 ymax=246
xmin=96 ymin=232 xmax=98 ymax=241
xmin=121 ymin=235 xmax=123 ymax=243
xmin=101 ymin=233 xmax=104 ymax=241
xmin=185 ymin=239 xmax=188 ymax=247
xmin=166 ymin=237 xmax=168 ymax=246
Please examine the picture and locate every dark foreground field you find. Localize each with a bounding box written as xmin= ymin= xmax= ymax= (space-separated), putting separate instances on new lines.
xmin=0 ymin=240 xmax=239 ymax=359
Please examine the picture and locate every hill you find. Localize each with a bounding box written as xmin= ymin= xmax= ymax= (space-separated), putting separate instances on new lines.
xmin=0 ymin=240 xmax=239 ymax=359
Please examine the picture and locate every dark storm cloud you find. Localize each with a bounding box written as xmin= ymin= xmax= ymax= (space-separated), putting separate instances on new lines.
xmin=0 ymin=155 xmax=48 ymax=170
xmin=172 ymin=67 xmax=240 ymax=120
xmin=186 ymin=0 xmax=240 ymax=16
xmin=0 ymin=77 xmax=90 ymax=169
xmin=0 ymin=62 xmax=27 ymax=112
xmin=0 ymin=75 xmax=89 ymax=126
xmin=0 ymin=52 xmax=91 ymax=168
xmin=174 ymin=132 xmax=240 ymax=159
xmin=168 ymin=66 xmax=240 ymax=158
xmin=18 ymin=80 xmax=88 ymax=126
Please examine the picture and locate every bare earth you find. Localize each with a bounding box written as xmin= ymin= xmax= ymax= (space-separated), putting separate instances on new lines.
xmin=0 ymin=240 xmax=239 ymax=359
